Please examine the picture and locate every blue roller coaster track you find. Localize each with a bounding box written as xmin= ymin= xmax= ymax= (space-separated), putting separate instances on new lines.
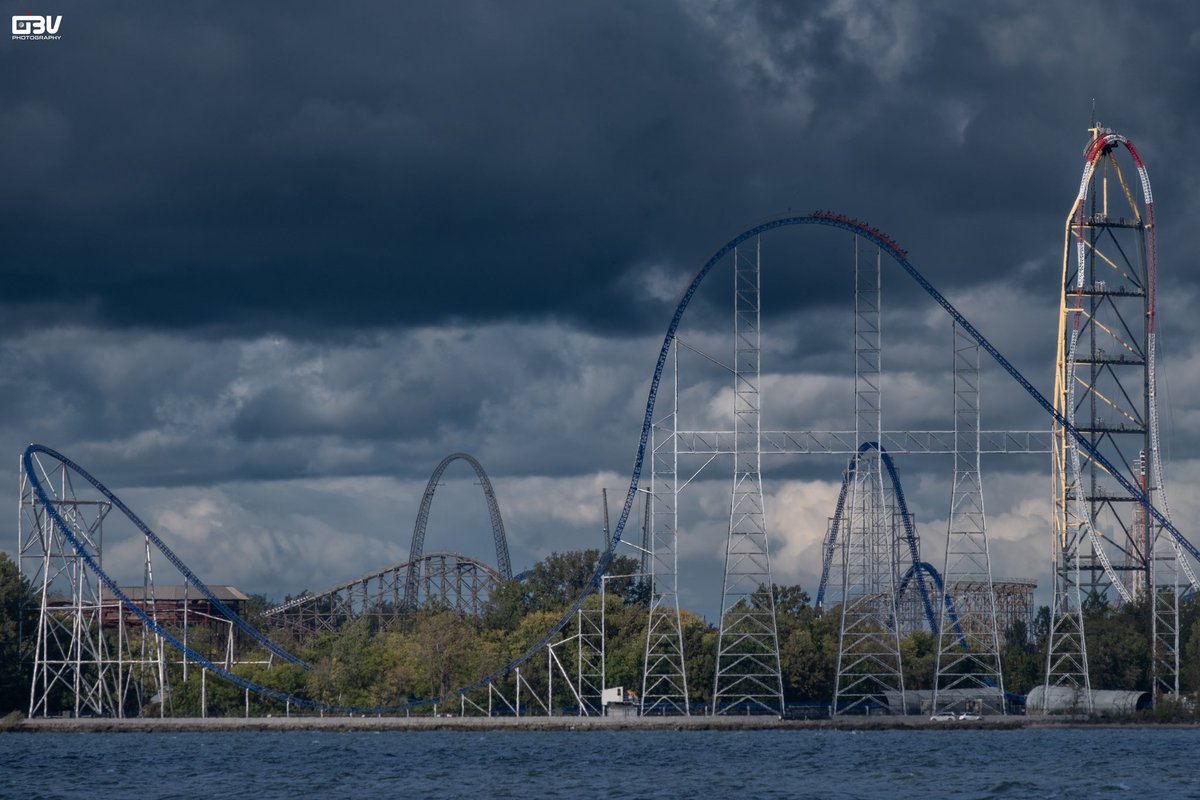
xmin=812 ymin=442 xmax=950 ymax=636
xmin=27 ymin=210 xmax=1200 ymax=715
xmin=812 ymin=441 xmax=966 ymax=647
xmin=897 ymin=562 xmax=966 ymax=648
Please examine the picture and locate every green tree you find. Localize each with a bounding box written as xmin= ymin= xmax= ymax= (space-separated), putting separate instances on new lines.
xmin=680 ymin=610 xmax=716 ymax=706
xmin=483 ymin=550 xmax=641 ymax=625
xmin=412 ymin=611 xmax=485 ymax=698
xmin=0 ymin=552 xmax=34 ymax=714
xmin=900 ymin=630 xmax=936 ymax=689
xmin=999 ymin=619 xmax=1042 ymax=695
xmin=1084 ymin=601 xmax=1150 ymax=690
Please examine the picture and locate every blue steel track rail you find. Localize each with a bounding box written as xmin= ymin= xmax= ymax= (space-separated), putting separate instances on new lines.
xmin=897 ymin=561 xmax=966 ymax=648
xmin=24 ymin=444 xmax=307 ymax=669
xmin=813 ymin=442 xmax=939 ymax=636
xmin=27 ymin=211 xmax=1200 ymax=715
xmin=25 ymin=443 xmax=421 ymax=715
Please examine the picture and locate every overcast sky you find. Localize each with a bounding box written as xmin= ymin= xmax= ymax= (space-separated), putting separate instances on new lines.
xmin=5 ymin=1 xmax=1200 ymax=618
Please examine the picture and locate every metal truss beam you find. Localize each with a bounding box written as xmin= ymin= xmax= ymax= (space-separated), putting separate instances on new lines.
xmin=266 ymin=552 xmax=501 ymax=636
xmin=673 ymin=430 xmax=1050 ymax=455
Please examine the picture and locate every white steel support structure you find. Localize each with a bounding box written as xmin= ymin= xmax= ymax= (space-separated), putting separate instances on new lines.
xmin=933 ymin=323 xmax=1005 ymax=715
xmin=713 ymin=238 xmax=784 ymax=715
xmin=19 ymin=455 xmax=164 ymax=718
xmin=576 ymin=606 xmax=604 ymax=716
xmin=834 ymin=239 xmax=905 ymax=715
xmin=641 ymin=343 xmax=690 ymax=714
xmin=1044 ymin=124 xmax=1193 ymax=710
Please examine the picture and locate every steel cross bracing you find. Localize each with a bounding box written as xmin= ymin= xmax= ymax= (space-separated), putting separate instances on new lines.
xmin=21 ymin=468 xmax=111 ymax=717
xmin=576 ymin=607 xmax=605 ymax=715
xmin=264 ymin=552 xmax=502 ymax=636
xmin=834 ymin=241 xmax=905 ymax=715
xmin=19 ymin=456 xmax=164 ymax=718
xmin=671 ymin=429 xmax=1050 ymax=455
xmin=641 ymin=343 xmax=690 ymax=715
xmin=712 ymin=238 xmax=785 ymax=715
xmin=933 ymin=323 xmax=1005 ymax=715
xmin=1047 ymin=126 xmax=1190 ymax=707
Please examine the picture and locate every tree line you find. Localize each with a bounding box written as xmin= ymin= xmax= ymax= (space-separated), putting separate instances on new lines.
xmin=2 ymin=549 xmax=1200 ymax=717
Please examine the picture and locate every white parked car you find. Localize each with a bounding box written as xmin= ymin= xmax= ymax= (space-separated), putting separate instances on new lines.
xmin=929 ymin=711 xmax=956 ymax=721
xmin=957 ymin=712 xmax=981 ymax=721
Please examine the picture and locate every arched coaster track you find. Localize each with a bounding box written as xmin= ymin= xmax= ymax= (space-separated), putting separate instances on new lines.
xmin=25 ymin=211 xmax=1200 ymax=714
xmin=404 ymin=452 xmax=513 ymax=607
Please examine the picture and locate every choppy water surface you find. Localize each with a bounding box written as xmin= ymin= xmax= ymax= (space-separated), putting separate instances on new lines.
xmin=2 ymin=727 xmax=1198 ymax=799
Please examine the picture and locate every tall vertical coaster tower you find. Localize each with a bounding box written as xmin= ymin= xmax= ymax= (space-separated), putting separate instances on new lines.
xmin=712 ymin=238 xmax=784 ymax=714
xmin=933 ymin=323 xmax=1004 ymax=714
xmin=834 ymin=239 xmax=906 ymax=715
xmin=1047 ymin=124 xmax=1195 ymax=705
xmin=642 ymin=342 xmax=690 ymax=715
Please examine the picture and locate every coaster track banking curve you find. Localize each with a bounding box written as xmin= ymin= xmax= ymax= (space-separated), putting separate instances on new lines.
xmin=26 ymin=211 xmax=1200 ymax=714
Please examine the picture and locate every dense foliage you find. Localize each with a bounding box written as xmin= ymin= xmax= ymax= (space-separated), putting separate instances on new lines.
xmin=0 ymin=553 xmax=35 ymax=714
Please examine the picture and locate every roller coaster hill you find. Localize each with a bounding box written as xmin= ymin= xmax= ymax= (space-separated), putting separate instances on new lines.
xmin=14 ymin=122 xmax=1200 ymax=719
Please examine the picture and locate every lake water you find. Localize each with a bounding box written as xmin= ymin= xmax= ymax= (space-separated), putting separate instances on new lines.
xmin=2 ymin=728 xmax=1198 ymax=799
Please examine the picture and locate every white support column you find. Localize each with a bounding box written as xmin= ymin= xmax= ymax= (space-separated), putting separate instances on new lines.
xmin=641 ymin=340 xmax=689 ymax=714
xmin=713 ymin=237 xmax=784 ymax=715
xmin=933 ymin=322 xmax=1005 ymax=715
xmin=835 ymin=239 xmax=905 ymax=715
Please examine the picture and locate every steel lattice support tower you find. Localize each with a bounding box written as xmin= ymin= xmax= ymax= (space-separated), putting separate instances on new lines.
xmin=1047 ymin=124 xmax=1195 ymax=707
xmin=834 ymin=239 xmax=905 ymax=715
xmin=576 ymin=606 xmax=604 ymax=715
xmin=19 ymin=456 xmax=163 ymax=718
xmin=641 ymin=343 xmax=690 ymax=714
xmin=713 ymin=238 xmax=784 ymax=715
xmin=933 ymin=323 xmax=1005 ymax=714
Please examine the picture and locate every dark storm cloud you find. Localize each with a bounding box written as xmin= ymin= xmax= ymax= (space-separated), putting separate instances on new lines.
xmin=6 ymin=1 xmax=1200 ymax=610
xmin=3 ymin=2 xmax=749 ymax=334
xmin=6 ymin=1 xmax=1200 ymax=338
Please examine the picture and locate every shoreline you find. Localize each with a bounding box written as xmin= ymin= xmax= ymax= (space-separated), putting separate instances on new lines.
xmin=7 ymin=714 xmax=1192 ymax=733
